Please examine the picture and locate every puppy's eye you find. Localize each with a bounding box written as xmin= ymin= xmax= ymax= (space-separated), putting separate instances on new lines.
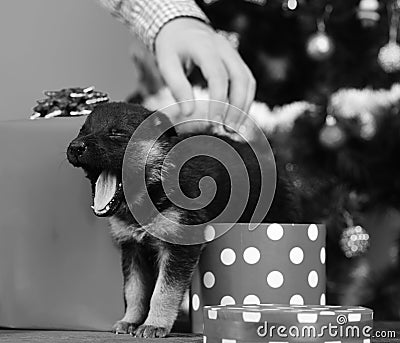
xmin=109 ymin=130 xmax=129 ymax=141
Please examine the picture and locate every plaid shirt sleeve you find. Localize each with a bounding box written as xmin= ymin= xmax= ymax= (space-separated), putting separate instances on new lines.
xmin=98 ymin=0 xmax=210 ymax=51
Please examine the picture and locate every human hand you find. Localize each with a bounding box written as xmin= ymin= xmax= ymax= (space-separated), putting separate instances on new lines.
xmin=154 ymin=18 xmax=256 ymax=124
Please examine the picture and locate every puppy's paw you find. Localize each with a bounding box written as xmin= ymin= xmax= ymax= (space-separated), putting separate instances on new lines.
xmin=134 ymin=324 xmax=169 ymax=338
xmin=112 ymin=320 xmax=139 ymax=335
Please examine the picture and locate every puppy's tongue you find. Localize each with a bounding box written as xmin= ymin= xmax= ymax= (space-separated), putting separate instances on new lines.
xmin=93 ymin=171 xmax=117 ymax=212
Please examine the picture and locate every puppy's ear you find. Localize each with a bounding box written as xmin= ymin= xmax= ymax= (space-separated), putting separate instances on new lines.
xmin=152 ymin=112 xmax=178 ymax=139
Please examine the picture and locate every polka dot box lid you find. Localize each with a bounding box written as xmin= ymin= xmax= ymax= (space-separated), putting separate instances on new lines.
xmin=203 ymin=304 xmax=373 ymax=343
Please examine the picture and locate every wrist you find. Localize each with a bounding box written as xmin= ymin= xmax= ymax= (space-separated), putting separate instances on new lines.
xmin=155 ymin=17 xmax=214 ymax=54
xmin=148 ymin=2 xmax=210 ymax=52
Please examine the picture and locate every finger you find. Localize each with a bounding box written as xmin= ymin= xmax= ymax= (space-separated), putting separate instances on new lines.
xmin=243 ymin=72 xmax=256 ymax=115
xmin=157 ymin=52 xmax=194 ymax=116
xmin=226 ymin=62 xmax=251 ymax=112
xmin=192 ymin=50 xmax=229 ymax=122
xmin=220 ymin=45 xmax=256 ymax=129
xmin=238 ymin=73 xmax=256 ymax=130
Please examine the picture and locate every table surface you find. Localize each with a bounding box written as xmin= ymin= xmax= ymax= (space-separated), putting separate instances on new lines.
xmin=1 ymin=322 xmax=399 ymax=342
xmin=0 ymin=331 xmax=201 ymax=343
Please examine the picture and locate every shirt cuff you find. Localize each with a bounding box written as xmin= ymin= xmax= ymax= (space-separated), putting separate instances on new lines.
xmin=99 ymin=0 xmax=209 ymax=52
xmin=134 ymin=0 xmax=210 ymax=51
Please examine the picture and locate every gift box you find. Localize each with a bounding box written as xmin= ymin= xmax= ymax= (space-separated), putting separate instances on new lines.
xmin=203 ymin=304 xmax=373 ymax=343
xmin=0 ymin=118 xmax=123 ymax=330
xmin=191 ymin=223 xmax=326 ymax=333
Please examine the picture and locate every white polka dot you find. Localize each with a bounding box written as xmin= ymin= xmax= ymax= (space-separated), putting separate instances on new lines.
xmin=289 ymin=247 xmax=304 ymax=264
xmin=243 ymin=294 xmax=261 ymax=305
xmin=208 ymin=310 xmax=217 ymax=319
xmin=297 ymin=313 xmax=318 ymax=323
xmin=220 ymin=295 xmax=235 ymax=305
xmin=242 ymin=311 xmax=262 ymax=322
xmin=348 ymin=313 xmax=362 ymax=322
xmin=320 ymin=293 xmax=326 ymax=305
xmin=220 ymin=248 xmax=236 ymax=266
xmin=267 ymin=223 xmax=284 ymax=240
xmin=308 ymin=224 xmax=319 ymax=241
xmin=204 ymin=225 xmax=216 ymax=242
xmin=320 ymin=247 xmax=326 ymax=264
xmin=266 ymin=271 xmax=284 ymax=288
xmin=308 ymin=271 xmax=319 ymax=288
xmin=289 ymin=294 xmax=304 ymax=305
xmin=243 ymin=247 xmax=261 ymax=264
xmin=203 ymin=271 xmax=215 ymax=288
xmin=192 ymin=294 xmax=200 ymax=311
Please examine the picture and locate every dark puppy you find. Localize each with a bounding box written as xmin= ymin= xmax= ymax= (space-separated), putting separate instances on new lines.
xmin=67 ymin=102 xmax=298 ymax=338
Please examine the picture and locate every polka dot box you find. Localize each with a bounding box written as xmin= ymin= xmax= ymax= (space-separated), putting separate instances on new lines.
xmin=202 ymin=304 xmax=373 ymax=343
xmin=191 ymin=223 xmax=326 ymax=333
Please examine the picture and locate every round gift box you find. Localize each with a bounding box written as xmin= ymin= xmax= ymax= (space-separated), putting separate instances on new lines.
xmin=191 ymin=223 xmax=326 ymax=333
xmin=203 ymin=304 xmax=373 ymax=343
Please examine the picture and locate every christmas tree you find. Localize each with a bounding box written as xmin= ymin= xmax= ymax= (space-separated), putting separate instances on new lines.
xmin=194 ymin=0 xmax=400 ymax=105
xmin=190 ymin=0 xmax=400 ymax=320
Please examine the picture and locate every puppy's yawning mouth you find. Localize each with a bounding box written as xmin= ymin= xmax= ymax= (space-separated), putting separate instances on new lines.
xmin=91 ymin=171 xmax=123 ymax=217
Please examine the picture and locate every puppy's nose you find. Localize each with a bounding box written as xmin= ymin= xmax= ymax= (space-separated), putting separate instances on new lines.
xmin=68 ymin=140 xmax=87 ymax=157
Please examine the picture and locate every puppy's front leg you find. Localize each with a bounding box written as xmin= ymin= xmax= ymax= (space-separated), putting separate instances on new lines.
xmin=113 ymin=242 xmax=154 ymax=334
xmin=134 ymin=243 xmax=202 ymax=338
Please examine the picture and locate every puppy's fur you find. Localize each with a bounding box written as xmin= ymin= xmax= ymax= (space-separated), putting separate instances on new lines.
xmin=67 ymin=102 xmax=298 ymax=338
